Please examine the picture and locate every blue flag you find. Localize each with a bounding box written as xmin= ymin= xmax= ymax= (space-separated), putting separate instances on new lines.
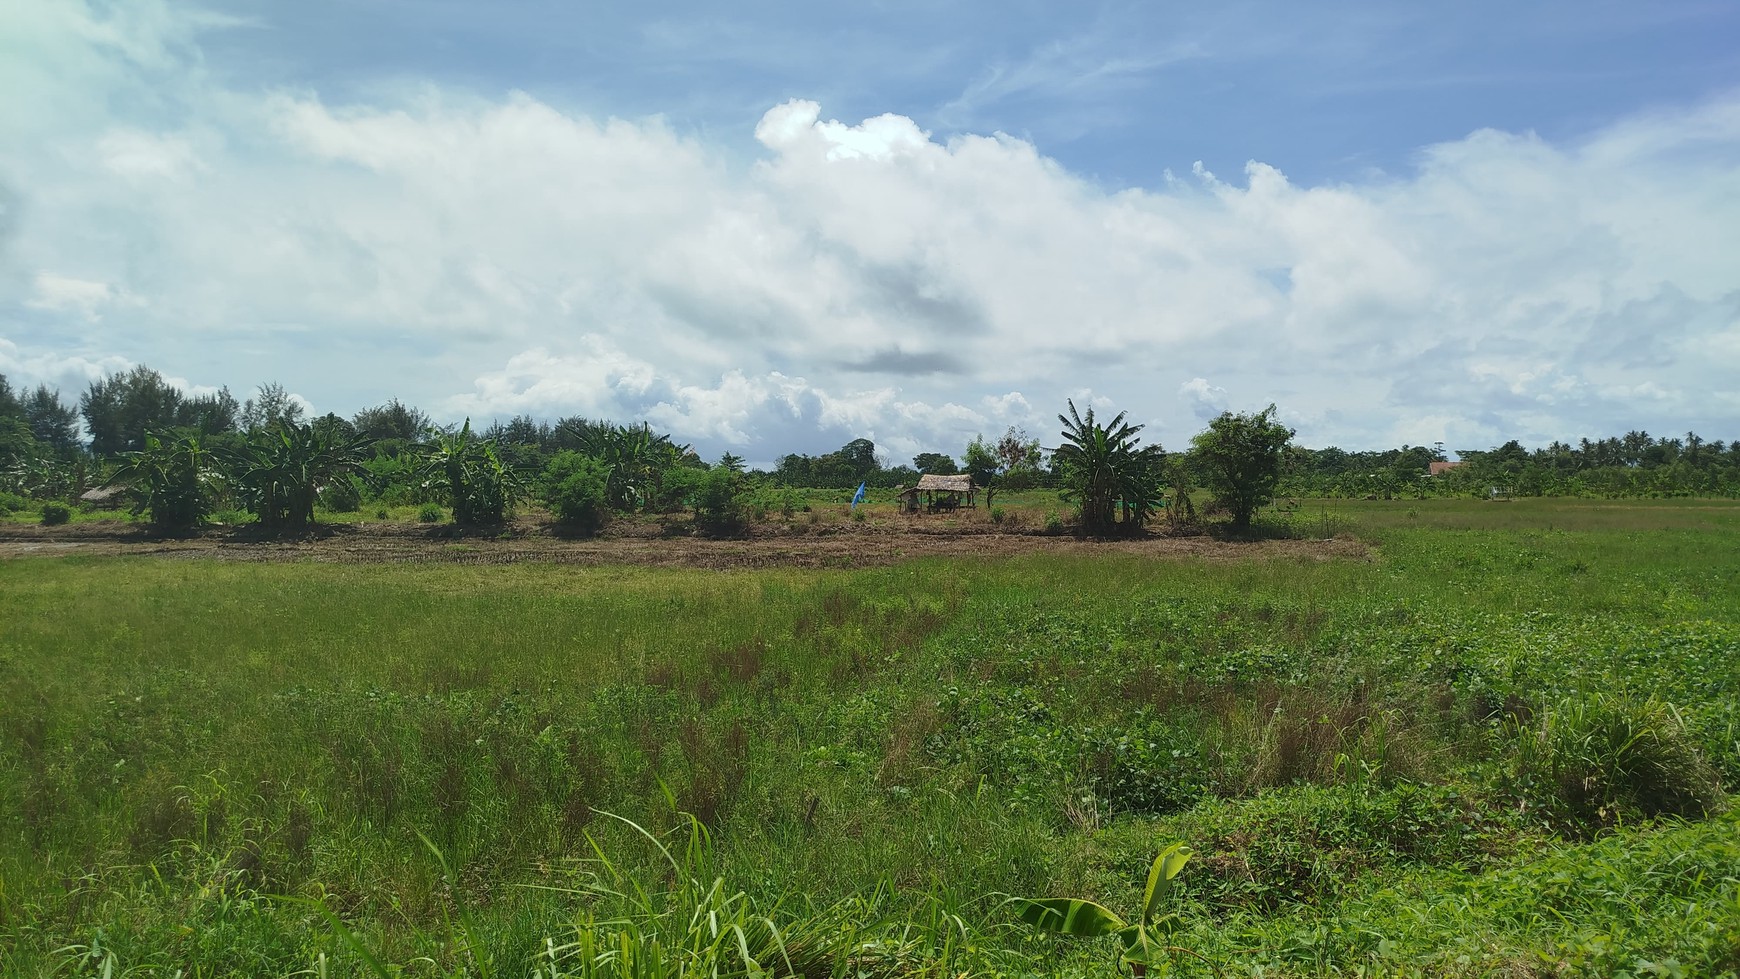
xmin=851 ymin=482 xmax=867 ymax=509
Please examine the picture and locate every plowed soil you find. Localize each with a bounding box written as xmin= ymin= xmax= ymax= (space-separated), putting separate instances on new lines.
xmin=0 ymin=518 xmax=1367 ymax=569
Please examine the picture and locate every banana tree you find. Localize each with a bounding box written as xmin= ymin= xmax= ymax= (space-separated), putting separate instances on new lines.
xmin=1052 ymin=399 xmax=1152 ymax=532
xmin=418 ymin=421 xmax=525 ymax=526
xmin=1012 ymin=844 xmax=1215 ymax=977
xmin=105 ymin=431 xmax=219 ymax=530
xmin=227 ymin=420 xmax=373 ymax=529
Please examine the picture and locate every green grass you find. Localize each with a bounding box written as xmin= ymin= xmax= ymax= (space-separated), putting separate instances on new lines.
xmin=2 ymin=498 xmax=1738 ymax=976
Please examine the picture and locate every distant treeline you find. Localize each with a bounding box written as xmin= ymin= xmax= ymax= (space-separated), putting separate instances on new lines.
xmin=2 ymin=365 xmax=1736 ymax=508
xmin=1280 ymin=436 xmax=1740 ymax=499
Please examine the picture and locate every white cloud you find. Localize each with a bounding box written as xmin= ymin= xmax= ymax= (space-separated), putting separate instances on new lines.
xmin=2 ymin=0 xmax=1738 ymax=461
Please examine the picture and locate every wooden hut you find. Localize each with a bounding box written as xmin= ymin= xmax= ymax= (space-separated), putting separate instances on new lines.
xmin=898 ymin=474 xmax=977 ymax=513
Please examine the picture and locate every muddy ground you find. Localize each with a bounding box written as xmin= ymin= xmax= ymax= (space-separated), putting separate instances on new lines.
xmin=0 ymin=518 xmax=1367 ymax=569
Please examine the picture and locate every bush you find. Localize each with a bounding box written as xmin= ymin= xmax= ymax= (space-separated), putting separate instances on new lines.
xmin=40 ymin=502 xmax=71 ymax=525
xmin=319 ymin=475 xmax=363 ymax=513
xmin=1511 ymin=693 xmax=1723 ymax=830
xmin=0 ymin=490 xmax=29 ymax=514
xmin=541 ymin=452 xmax=610 ymax=534
xmin=417 ymin=503 xmax=444 ymax=523
xmin=1044 ymin=511 xmax=1064 ymax=534
xmin=990 ymin=505 xmax=1008 ymax=525
xmin=693 ymin=466 xmax=747 ymax=536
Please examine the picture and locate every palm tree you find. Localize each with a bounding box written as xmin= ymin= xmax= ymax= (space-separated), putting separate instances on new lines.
xmin=227 ymin=420 xmax=374 ymax=530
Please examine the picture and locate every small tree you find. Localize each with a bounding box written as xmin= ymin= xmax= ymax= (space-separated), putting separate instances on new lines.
xmin=692 ymin=463 xmax=747 ymax=536
xmin=419 ymin=421 xmax=523 ymax=526
xmin=541 ymin=451 xmax=611 ymax=534
xmin=107 ymin=431 xmax=219 ymax=530
xmin=1189 ymin=404 xmax=1294 ymax=531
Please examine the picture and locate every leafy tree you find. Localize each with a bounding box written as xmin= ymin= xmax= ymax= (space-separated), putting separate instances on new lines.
xmin=0 ymin=374 xmax=21 ymax=420
xmin=1052 ymin=399 xmax=1157 ymax=532
xmin=226 ymin=420 xmax=374 ymax=530
xmin=81 ymin=366 xmax=186 ymax=455
xmin=995 ymin=426 xmax=1046 ymax=489
xmin=181 ymin=387 xmax=240 ymax=436
xmin=353 ymin=399 xmax=432 ymax=449
xmin=912 ymin=452 xmax=959 ymax=474
xmin=21 ymin=384 xmax=80 ymax=452
xmin=419 ymin=421 xmax=522 ymax=526
xmin=1189 ymin=404 xmax=1294 ymax=531
xmin=106 ymin=431 xmax=219 ymax=530
xmin=692 ymin=462 xmax=748 ymax=536
xmin=239 ymin=382 xmax=307 ymax=433
xmin=963 ymin=436 xmax=999 ymax=488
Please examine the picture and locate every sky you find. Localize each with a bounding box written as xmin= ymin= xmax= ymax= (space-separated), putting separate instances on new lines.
xmin=2 ymin=0 xmax=1738 ymax=465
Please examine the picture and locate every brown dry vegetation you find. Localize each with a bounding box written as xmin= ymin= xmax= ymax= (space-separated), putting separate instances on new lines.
xmin=0 ymin=516 xmax=1368 ymax=568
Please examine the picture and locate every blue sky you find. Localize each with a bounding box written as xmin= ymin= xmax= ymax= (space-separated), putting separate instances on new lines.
xmin=3 ymin=0 xmax=1738 ymax=463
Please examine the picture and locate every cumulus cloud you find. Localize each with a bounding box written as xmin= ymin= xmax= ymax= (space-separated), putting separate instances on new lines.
xmin=1 ymin=0 xmax=1738 ymax=461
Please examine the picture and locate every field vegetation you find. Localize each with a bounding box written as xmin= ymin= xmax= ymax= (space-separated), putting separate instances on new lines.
xmin=3 ymin=498 xmax=1738 ymax=976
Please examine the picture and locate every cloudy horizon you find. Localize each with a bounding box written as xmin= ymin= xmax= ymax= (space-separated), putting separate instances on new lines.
xmin=3 ymin=0 xmax=1737 ymax=466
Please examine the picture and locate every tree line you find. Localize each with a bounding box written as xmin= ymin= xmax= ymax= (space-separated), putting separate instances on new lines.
xmin=1 ymin=364 xmax=1735 ymax=535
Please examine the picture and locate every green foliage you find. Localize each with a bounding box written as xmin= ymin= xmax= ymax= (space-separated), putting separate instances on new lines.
xmin=1013 ymin=844 xmax=1196 ymax=974
xmin=40 ymin=502 xmax=71 ymax=525
xmin=6 ymin=503 xmax=1740 ymax=975
xmin=1190 ymin=403 xmax=1294 ymax=530
xmin=417 ymin=502 xmax=444 ymax=522
xmin=692 ymin=463 xmax=748 ymax=535
xmin=913 ymin=451 xmax=959 ymax=475
xmin=226 ymin=419 xmax=373 ymax=530
xmin=541 ymin=451 xmax=611 ymax=533
xmin=1510 ymin=693 xmax=1723 ymax=831
xmin=419 ymin=420 xmax=524 ymax=526
xmin=1052 ymin=399 xmax=1164 ymax=532
xmin=106 ymin=430 xmax=219 ymax=529
xmin=0 ymin=489 xmax=29 ymax=514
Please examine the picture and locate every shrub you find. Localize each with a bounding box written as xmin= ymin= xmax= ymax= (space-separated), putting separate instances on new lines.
xmin=990 ymin=505 xmax=1008 ymax=525
xmin=319 ymin=475 xmax=364 ymax=513
xmin=541 ymin=452 xmax=611 ymax=534
xmin=0 ymin=490 xmax=29 ymax=514
xmin=1511 ymin=693 xmax=1723 ymax=830
xmin=693 ymin=466 xmax=747 ymax=536
xmin=375 ymin=508 xmax=389 ymax=520
xmin=40 ymin=502 xmax=71 ymax=525
xmin=1044 ymin=511 xmax=1064 ymax=534
xmin=417 ymin=503 xmax=444 ymax=523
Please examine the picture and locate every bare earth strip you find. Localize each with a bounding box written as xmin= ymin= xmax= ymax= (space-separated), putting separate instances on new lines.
xmin=0 ymin=521 xmax=1368 ymax=568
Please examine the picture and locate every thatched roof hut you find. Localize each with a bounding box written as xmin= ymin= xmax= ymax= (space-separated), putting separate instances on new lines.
xmin=79 ymin=485 xmax=128 ymax=509
xmin=899 ymin=474 xmax=977 ymax=512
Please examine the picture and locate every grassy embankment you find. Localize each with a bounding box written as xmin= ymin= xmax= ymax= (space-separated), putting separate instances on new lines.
xmin=3 ymin=498 xmax=1739 ymax=976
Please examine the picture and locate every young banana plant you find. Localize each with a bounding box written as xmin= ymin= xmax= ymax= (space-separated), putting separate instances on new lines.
xmin=1011 ymin=843 xmax=1213 ymax=977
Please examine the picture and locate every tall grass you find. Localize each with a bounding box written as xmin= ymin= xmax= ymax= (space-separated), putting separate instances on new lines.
xmin=3 ymin=498 xmax=1738 ymax=975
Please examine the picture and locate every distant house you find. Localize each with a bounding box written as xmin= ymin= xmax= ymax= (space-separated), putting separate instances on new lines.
xmin=1428 ymin=461 xmax=1463 ymax=476
xmin=898 ymin=474 xmax=977 ymax=512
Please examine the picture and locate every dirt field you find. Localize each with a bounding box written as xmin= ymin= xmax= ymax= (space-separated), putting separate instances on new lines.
xmin=0 ymin=518 xmax=1368 ymax=569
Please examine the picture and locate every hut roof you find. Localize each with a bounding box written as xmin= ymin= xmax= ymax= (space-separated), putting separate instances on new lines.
xmin=79 ymin=485 xmax=128 ymax=506
xmin=915 ymin=474 xmax=974 ymax=493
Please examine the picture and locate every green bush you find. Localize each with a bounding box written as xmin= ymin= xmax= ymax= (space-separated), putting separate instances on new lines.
xmin=40 ymin=502 xmax=71 ymax=525
xmin=318 ymin=474 xmax=364 ymax=513
xmin=541 ymin=451 xmax=610 ymax=534
xmin=990 ymin=505 xmax=1008 ymax=525
xmin=1511 ymin=693 xmax=1723 ymax=830
xmin=0 ymin=490 xmax=29 ymax=514
xmin=417 ymin=503 xmax=444 ymax=523
xmin=693 ymin=466 xmax=747 ymax=536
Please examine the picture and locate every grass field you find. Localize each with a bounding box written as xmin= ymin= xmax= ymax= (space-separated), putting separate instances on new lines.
xmin=2 ymin=498 xmax=1738 ymax=977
